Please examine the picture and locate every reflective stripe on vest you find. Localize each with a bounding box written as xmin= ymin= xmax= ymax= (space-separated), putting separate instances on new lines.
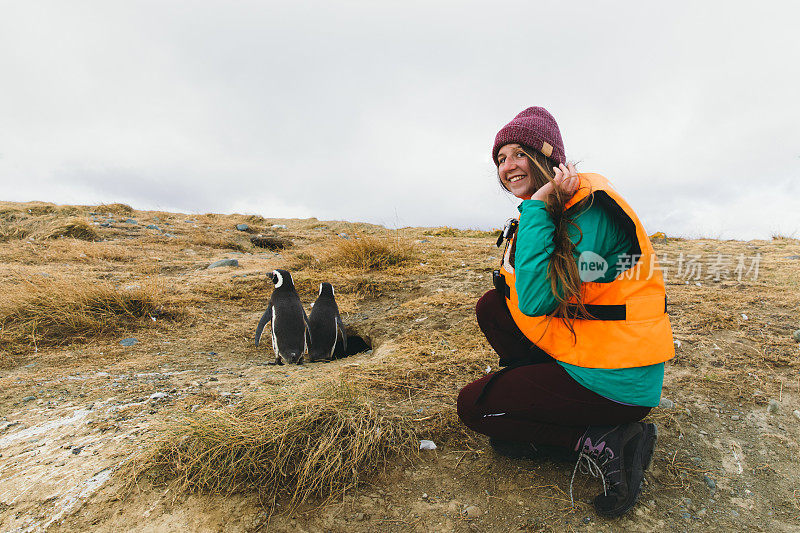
xmin=498 ymin=172 xmax=675 ymax=369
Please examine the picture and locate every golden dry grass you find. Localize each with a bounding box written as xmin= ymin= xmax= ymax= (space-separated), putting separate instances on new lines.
xmin=423 ymin=226 xmax=501 ymax=238
xmin=94 ymin=202 xmax=135 ymax=215
xmin=323 ymin=235 xmax=417 ymax=271
xmin=0 ymin=276 xmax=183 ymax=359
xmin=126 ymin=379 xmax=417 ymax=510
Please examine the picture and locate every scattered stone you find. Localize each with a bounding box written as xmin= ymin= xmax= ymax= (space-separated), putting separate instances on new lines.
xmin=235 ymin=223 xmax=250 ymax=232
xmin=105 ymin=218 xmax=116 ymax=224
xmin=119 ymin=338 xmax=139 ymax=347
xmin=419 ymin=440 xmax=437 ymax=451
xmin=703 ymin=476 xmax=716 ymax=489
xmin=673 ymin=339 xmax=682 ymax=349
xmin=699 ymin=430 xmax=708 ymax=436
xmin=150 ymin=392 xmax=168 ymax=400
xmin=338 ymin=232 xmax=349 ymax=239
xmin=124 ymin=218 xmax=137 ymax=224
xmin=99 ymin=223 xmax=111 ymax=228
xmin=659 ymin=397 xmax=674 ymax=409
xmin=731 ymin=415 xmax=740 ymax=421
xmin=71 ymin=446 xmax=84 ymax=455
xmin=207 ymin=258 xmax=239 ymax=269
xmin=741 ymin=313 xmax=748 ymax=320
xmin=271 ymin=224 xmax=287 ymax=229
xmin=767 ymin=399 xmax=780 ymax=414
xmin=96 ymin=371 xmax=110 ymax=377
xmin=463 ymin=506 xmax=482 ymax=519
xmin=145 ymin=224 xmax=159 ymax=230
xmin=421 ymin=493 xmax=428 ymax=500
xmin=22 ymin=396 xmax=36 ymax=402
xmin=783 ymin=255 xmax=800 ymax=260
xmin=793 ymin=409 xmax=800 ymax=421
xmin=792 ymin=329 xmax=800 ymax=343
xmin=123 ymin=284 xmax=141 ymax=291
xmin=209 ymin=377 xmax=219 ymax=382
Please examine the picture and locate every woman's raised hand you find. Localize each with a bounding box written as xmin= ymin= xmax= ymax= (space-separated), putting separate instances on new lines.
xmin=531 ymin=163 xmax=580 ymax=203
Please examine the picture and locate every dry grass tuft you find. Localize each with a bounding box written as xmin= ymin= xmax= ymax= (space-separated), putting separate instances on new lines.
xmin=38 ymin=217 xmax=100 ymax=241
xmin=0 ymin=277 xmax=182 ymax=355
xmin=126 ymin=380 xmax=417 ymax=509
xmin=95 ymin=203 xmax=135 ymax=215
xmin=325 ymin=236 xmax=417 ymax=271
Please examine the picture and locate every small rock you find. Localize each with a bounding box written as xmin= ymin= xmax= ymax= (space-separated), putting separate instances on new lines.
xmin=674 ymin=339 xmax=682 ymax=349
xmin=731 ymin=415 xmax=740 ymax=421
xmin=207 ymin=258 xmax=239 ymax=269
xmin=99 ymin=223 xmax=111 ymax=228
xmin=22 ymin=395 xmax=36 ymax=402
xmin=767 ymin=399 xmax=780 ymax=414
xmin=209 ymin=377 xmax=219 ymax=382
xmin=150 ymin=392 xmax=168 ymax=400
xmin=338 ymin=232 xmax=349 ymax=239
xmin=741 ymin=313 xmax=748 ymax=320
xmin=421 ymin=493 xmax=428 ymax=500
xmin=124 ymin=218 xmax=137 ymax=224
xmin=71 ymin=446 xmax=84 ymax=455
xmin=271 ymin=224 xmax=287 ymax=229
xmin=145 ymin=224 xmax=160 ymax=230
xmin=659 ymin=397 xmax=674 ymax=409
xmin=703 ymin=476 xmax=716 ymax=489
xmin=419 ymin=440 xmax=437 ymax=451
xmin=119 ymin=338 xmax=139 ymax=347
xmin=123 ymin=284 xmax=141 ymax=291
xmin=792 ymin=329 xmax=800 ymax=342
xmin=699 ymin=430 xmax=708 ymax=436
xmin=783 ymin=255 xmax=800 ymax=260
xmin=96 ymin=371 xmax=110 ymax=377
xmin=235 ymin=223 xmax=250 ymax=231
xmin=463 ymin=506 xmax=482 ymax=519
xmin=792 ymin=409 xmax=800 ymax=421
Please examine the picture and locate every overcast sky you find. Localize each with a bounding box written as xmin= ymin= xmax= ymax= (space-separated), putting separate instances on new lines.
xmin=1 ymin=1 xmax=798 ymax=239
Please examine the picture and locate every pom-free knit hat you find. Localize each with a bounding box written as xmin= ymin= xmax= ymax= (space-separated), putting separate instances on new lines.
xmin=492 ymin=107 xmax=565 ymax=166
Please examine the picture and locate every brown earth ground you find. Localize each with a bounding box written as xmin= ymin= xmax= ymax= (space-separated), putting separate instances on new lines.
xmin=1 ymin=201 xmax=799 ymax=532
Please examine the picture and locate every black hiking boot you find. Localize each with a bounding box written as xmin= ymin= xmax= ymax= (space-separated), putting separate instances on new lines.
xmin=571 ymin=422 xmax=657 ymax=517
xmin=490 ymin=437 xmax=578 ymax=462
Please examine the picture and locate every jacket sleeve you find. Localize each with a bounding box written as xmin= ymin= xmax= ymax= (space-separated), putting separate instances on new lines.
xmin=514 ymin=200 xmax=561 ymax=316
xmin=514 ymin=198 xmax=633 ymax=317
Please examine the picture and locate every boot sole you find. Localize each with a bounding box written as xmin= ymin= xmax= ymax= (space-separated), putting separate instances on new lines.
xmin=594 ymin=423 xmax=656 ymax=518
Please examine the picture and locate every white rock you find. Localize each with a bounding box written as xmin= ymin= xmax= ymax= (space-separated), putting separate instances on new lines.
xmin=793 ymin=410 xmax=800 ymax=421
xmin=463 ymin=505 xmax=482 ymax=519
xmin=419 ymin=440 xmax=437 ymax=451
xmin=741 ymin=313 xmax=748 ymax=320
xmin=150 ymin=392 xmax=168 ymax=400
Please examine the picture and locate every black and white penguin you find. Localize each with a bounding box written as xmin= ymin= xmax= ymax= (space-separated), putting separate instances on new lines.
xmin=307 ymin=282 xmax=347 ymax=362
xmin=254 ymin=269 xmax=311 ymax=365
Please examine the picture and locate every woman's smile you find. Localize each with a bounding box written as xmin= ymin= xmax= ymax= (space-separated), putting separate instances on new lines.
xmin=497 ymin=143 xmax=537 ymax=198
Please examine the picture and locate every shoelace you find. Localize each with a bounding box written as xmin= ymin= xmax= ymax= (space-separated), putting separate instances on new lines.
xmin=569 ymin=448 xmax=620 ymax=507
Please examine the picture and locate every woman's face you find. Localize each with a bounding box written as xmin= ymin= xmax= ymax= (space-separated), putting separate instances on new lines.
xmin=497 ymin=144 xmax=538 ymax=199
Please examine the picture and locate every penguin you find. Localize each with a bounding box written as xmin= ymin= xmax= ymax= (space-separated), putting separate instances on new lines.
xmin=254 ymin=269 xmax=311 ymax=365
xmin=307 ymin=282 xmax=347 ymax=362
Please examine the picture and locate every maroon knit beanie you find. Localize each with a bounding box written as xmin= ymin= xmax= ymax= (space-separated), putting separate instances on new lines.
xmin=492 ymin=107 xmax=566 ymax=166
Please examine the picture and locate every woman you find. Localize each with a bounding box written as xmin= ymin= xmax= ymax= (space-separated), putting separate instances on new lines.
xmin=457 ymin=107 xmax=674 ymax=517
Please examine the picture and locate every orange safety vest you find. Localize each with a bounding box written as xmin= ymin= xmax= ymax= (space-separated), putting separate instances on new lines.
xmin=494 ymin=173 xmax=674 ymax=369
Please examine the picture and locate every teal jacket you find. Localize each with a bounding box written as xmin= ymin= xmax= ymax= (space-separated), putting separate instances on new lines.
xmin=514 ymin=198 xmax=663 ymax=407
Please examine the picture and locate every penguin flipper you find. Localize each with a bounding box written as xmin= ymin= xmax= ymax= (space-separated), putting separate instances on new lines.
xmin=336 ymin=315 xmax=347 ymax=355
xmin=254 ymin=302 xmax=273 ymax=347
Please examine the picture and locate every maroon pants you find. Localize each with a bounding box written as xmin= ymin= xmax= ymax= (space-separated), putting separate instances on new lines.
xmin=456 ymin=290 xmax=651 ymax=449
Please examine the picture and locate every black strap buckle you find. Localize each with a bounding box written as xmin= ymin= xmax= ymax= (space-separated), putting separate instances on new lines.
xmin=492 ymin=270 xmax=510 ymax=299
xmin=496 ymin=218 xmax=518 ymax=247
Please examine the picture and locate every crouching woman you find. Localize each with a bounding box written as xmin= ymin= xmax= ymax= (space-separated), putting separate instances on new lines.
xmin=457 ymin=107 xmax=674 ymax=517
